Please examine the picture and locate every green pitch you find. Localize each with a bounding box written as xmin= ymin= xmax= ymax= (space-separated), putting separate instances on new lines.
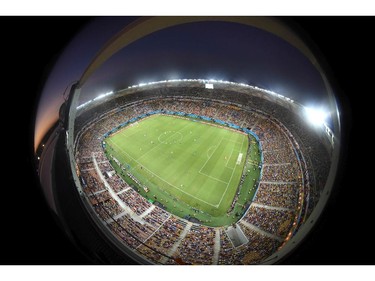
xmin=105 ymin=114 xmax=260 ymax=226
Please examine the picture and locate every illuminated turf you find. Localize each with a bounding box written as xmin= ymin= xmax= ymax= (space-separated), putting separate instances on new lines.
xmin=105 ymin=114 xmax=261 ymax=226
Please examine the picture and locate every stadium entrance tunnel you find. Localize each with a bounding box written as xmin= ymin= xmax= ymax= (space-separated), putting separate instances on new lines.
xmin=34 ymin=17 xmax=343 ymax=265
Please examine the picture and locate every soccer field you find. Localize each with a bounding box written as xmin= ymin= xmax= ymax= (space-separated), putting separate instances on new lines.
xmin=105 ymin=114 xmax=258 ymax=226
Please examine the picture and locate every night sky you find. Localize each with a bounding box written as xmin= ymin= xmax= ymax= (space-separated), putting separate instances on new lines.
xmin=2 ymin=16 xmax=375 ymax=266
xmin=81 ymin=20 xmax=326 ymax=102
xmin=35 ymin=17 xmax=329 ymax=151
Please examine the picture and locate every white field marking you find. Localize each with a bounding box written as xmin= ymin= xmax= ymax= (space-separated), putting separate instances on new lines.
xmin=157 ymin=131 xmax=183 ymax=144
xmin=224 ymin=138 xmax=243 ymax=168
xmin=112 ymin=124 xmax=142 ymax=140
xmin=111 ymin=117 xmax=188 ymax=165
xmin=200 ymin=137 xmax=242 ymax=182
xmin=225 ymin=149 xmax=243 ymax=169
xmin=108 ymin=139 xmax=219 ymax=208
xmin=198 ymin=138 xmax=224 ymax=173
xmin=108 ymin=114 xmax=154 ymax=140
xmin=206 ymin=146 xmax=216 ymax=158
xmin=236 ymin=153 xmax=243 ymax=165
xmin=226 ymin=145 xmax=235 ymax=167
xmin=223 ymin=138 xmax=243 ymax=145
xmin=215 ymin=135 xmax=246 ymax=208
xmin=194 ymin=118 xmax=248 ymax=136
xmin=198 ymin=171 xmax=229 ymax=184
xmin=136 ymin=121 xmax=189 ymax=162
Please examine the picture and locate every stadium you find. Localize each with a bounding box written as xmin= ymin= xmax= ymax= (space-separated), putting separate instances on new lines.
xmin=71 ymin=78 xmax=333 ymax=264
xmin=34 ymin=17 xmax=341 ymax=265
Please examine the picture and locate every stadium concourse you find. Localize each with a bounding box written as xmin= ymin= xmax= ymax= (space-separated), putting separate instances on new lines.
xmin=73 ymin=80 xmax=330 ymax=264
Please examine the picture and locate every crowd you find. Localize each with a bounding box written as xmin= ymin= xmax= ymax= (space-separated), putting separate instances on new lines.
xmin=108 ymin=221 xmax=141 ymax=249
xmin=116 ymin=215 xmax=155 ymax=243
xmin=97 ymin=198 xmax=124 ymax=219
xmin=254 ymin=183 xmax=299 ymax=210
xmin=243 ymin=206 xmax=295 ymax=237
xmin=174 ymin=225 xmax=215 ymax=265
xmin=73 ymin=90 xmax=325 ymax=264
xmin=88 ymin=190 xmax=111 ymax=205
xmin=143 ymin=207 xmax=170 ymax=228
xmin=106 ymin=174 xmax=128 ymax=193
xmin=218 ymin=228 xmax=235 ymax=264
xmin=138 ymin=216 xmax=186 ymax=263
xmin=236 ymin=223 xmax=281 ymax=264
xmin=263 ymin=149 xmax=296 ymax=164
xmin=261 ymin=164 xmax=300 ymax=182
xmin=80 ymin=170 xmax=105 ymax=194
xmin=118 ymin=189 xmax=152 ymax=216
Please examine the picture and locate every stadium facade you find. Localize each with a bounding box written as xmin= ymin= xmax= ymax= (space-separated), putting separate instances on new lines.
xmin=37 ymin=79 xmax=334 ymax=264
xmin=35 ymin=17 xmax=342 ymax=265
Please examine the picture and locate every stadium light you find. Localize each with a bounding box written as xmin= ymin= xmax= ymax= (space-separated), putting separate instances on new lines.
xmin=94 ymin=91 xmax=113 ymax=101
xmin=124 ymin=79 xmax=296 ymax=107
xmin=304 ymin=106 xmax=329 ymax=126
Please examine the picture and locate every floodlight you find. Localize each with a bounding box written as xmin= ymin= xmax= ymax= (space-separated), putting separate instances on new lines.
xmin=34 ymin=17 xmax=343 ymax=266
xmin=305 ymin=106 xmax=328 ymax=126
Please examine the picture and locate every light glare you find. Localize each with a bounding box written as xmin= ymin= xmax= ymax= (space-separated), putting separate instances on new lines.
xmin=305 ymin=107 xmax=328 ymax=126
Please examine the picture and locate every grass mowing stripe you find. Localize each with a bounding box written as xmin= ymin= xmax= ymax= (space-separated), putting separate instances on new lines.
xmin=217 ymin=134 xmax=246 ymax=208
xmin=108 ymin=134 xmax=220 ymax=207
xmin=136 ymin=121 xmax=190 ymax=162
xmin=199 ymin=137 xmax=224 ymax=173
xmin=105 ymin=114 xmax=257 ymax=226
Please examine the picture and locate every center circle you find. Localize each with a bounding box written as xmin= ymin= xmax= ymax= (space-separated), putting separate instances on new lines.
xmin=158 ymin=131 xmax=183 ymax=144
